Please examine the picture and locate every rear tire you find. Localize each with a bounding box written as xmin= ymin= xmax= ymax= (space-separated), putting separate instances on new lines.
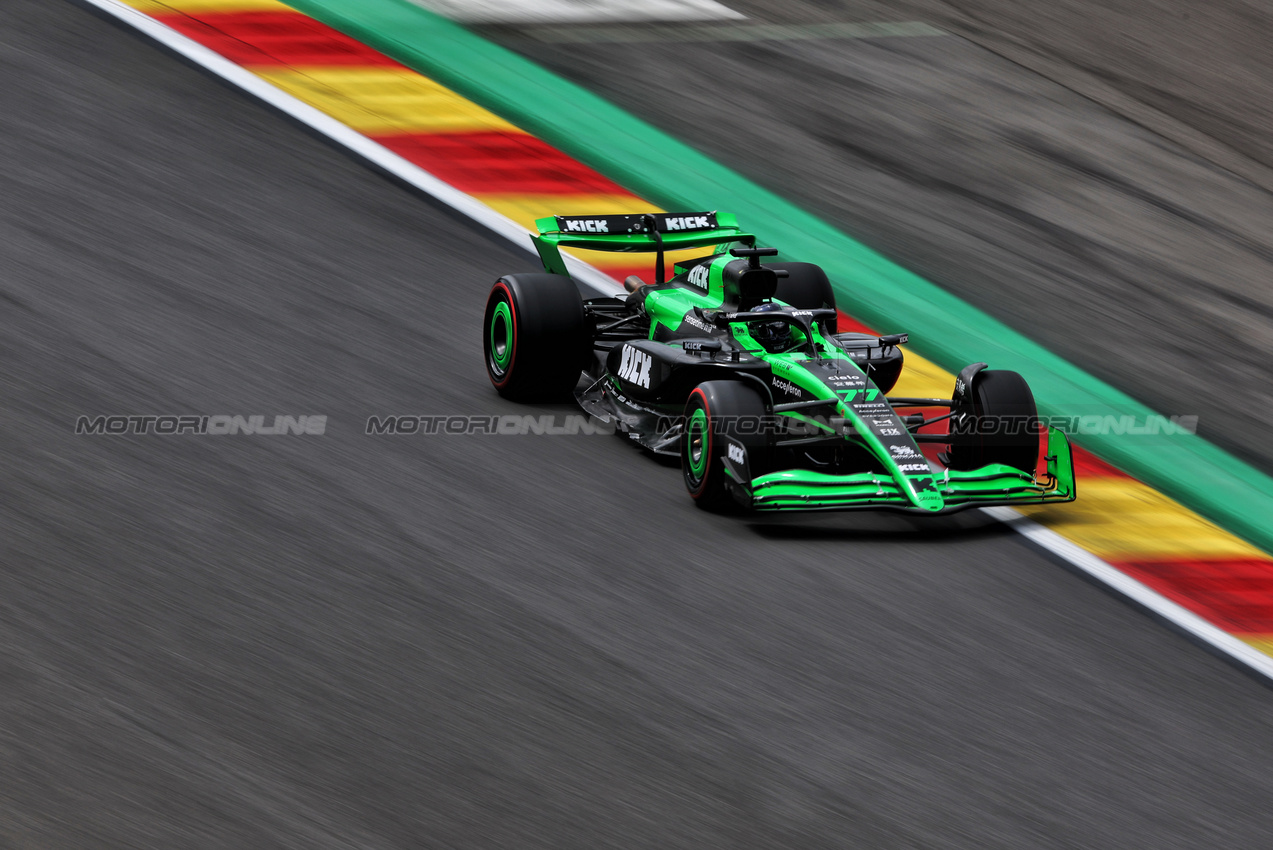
xmin=771 ymin=262 xmax=837 ymax=334
xmin=946 ymin=369 xmax=1040 ymax=473
xmin=484 ymin=274 xmax=588 ymax=401
xmin=681 ymin=380 xmax=772 ymax=511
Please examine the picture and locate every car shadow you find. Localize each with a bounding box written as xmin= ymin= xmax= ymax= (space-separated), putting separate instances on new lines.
xmin=743 ymin=509 xmax=1015 ymax=543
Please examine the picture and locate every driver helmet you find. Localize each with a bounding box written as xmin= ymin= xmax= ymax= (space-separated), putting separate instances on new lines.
xmin=749 ymin=302 xmax=792 ymax=352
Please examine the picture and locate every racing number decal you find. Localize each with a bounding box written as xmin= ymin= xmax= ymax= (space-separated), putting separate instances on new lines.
xmin=837 ymin=388 xmax=880 ymax=403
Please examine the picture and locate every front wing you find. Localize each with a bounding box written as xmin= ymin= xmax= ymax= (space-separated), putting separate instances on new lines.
xmin=723 ymin=427 xmax=1078 ymax=513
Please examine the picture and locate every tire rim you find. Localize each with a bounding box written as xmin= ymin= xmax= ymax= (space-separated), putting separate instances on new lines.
xmin=686 ymin=408 xmax=709 ymax=481
xmin=488 ymin=300 xmax=513 ymax=375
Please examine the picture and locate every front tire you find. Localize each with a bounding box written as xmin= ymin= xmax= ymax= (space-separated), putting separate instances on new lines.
xmin=484 ymin=274 xmax=588 ymax=401
xmin=946 ymin=369 xmax=1040 ymax=473
xmin=681 ymin=380 xmax=772 ymax=511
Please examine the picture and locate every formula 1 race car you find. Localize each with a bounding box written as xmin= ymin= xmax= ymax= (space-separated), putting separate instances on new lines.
xmin=483 ymin=211 xmax=1075 ymax=513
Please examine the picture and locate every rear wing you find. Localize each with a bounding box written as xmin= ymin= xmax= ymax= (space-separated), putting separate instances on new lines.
xmin=531 ymin=211 xmax=756 ymax=281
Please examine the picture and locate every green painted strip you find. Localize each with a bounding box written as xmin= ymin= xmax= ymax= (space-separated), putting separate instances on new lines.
xmin=286 ymin=0 xmax=1273 ymax=555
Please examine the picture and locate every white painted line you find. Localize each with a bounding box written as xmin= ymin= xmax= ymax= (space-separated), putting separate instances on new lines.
xmin=984 ymin=506 xmax=1273 ymax=681
xmin=76 ymin=0 xmax=624 ymax=297
xmin=82 ymin=0 xmax=1273 ymax=686
xmin=406 ymin=0 xmax=744 ymax=24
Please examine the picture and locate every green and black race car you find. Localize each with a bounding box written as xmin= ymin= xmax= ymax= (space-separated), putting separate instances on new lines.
xmin=483 ymin=211 xmax=1075 ymax=513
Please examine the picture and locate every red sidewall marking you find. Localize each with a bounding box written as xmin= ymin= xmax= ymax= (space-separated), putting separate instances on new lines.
xmin=489 ymin=282 xmax=517 ymax=389
xmin=687 ymin=388 xmax=712 ymax=499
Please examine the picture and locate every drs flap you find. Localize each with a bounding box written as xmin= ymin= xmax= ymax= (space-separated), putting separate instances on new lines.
xmin=552 ymin=211 xmax=718 ymax=235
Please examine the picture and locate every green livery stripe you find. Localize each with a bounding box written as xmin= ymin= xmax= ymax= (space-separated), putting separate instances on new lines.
xmin=285 ymin=0 xmax=1273 ymax=555
xmin=686 ymin=408 xmax=708 ymax=479
xmin=488 ymin=300 xmax=513 ymax=371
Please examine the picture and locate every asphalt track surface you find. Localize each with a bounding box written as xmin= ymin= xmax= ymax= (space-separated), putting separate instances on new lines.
xmin=4 ymin=1 xmax=1273 ymax=846
xmin=492 ymin=0 xmax=1273 ymax=475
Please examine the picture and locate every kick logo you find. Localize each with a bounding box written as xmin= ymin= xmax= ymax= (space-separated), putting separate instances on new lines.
xmin=727 ymin=443 xmax=746 ymax=464
xmin=687 ymin=264 xmax=710 ymax=290
xmin=665 ymin=215 xmax=711 ymax=231
xmin=617 ymin=345 xmax=653 ymax=389
xmin=563 ymin=219 xmax=609 ymax=233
